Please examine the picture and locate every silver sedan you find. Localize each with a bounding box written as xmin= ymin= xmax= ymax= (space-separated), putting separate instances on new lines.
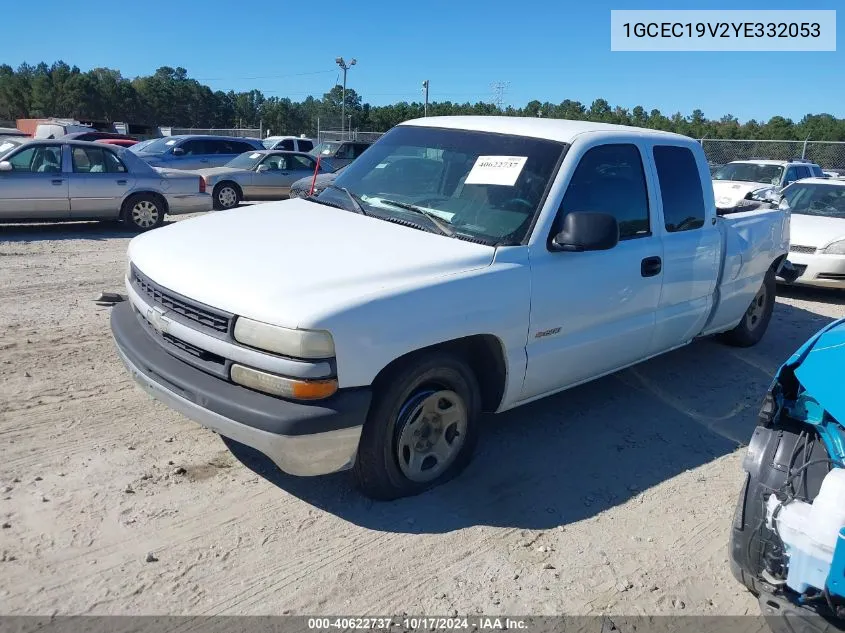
xmin=0 ymin=140 xmax=212 ymax=232
xmin=193 ymin=150 xmax=336 ymax=210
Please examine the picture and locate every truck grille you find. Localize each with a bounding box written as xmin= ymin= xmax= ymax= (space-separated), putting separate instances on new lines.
xmin=131 ymin=265 xmax=232 ymax=335
xmin=790 ymin=245 xmax=817 ymax=254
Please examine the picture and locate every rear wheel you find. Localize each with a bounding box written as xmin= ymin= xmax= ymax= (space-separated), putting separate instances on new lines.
xmin=353 ymin=351 xmax=481 ymax=501
xmin=721 ymin=267 xmax=776 ymax=347
xmin=213 ymin=182 xmax=240 ymax=210
xmin=121 ymin=194 xmax=164 ymax=232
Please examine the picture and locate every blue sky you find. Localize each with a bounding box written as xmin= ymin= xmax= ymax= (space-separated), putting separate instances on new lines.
xmin=3 ymin=0 xmax=841 ymax=122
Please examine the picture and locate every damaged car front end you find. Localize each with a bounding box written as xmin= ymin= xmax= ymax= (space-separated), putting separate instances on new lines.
xmin=731 ymin=317 xmax=845 ymax=631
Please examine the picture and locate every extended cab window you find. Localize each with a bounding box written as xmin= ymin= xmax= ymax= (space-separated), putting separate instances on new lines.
xmin=558 ymin=144 xmax=650 ymax=240
xmin=652 ymin=145 xmax=705 ymax=233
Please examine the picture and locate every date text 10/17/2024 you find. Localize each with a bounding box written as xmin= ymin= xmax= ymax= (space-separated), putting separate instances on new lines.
xmin=307 ymin=617 xmax=528 ymax=631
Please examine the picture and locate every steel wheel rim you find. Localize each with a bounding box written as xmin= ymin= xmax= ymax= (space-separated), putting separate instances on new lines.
xmin=745 ymin=284 xmax=767 ymax=330
xmin=219 ymin=187 xmax=237 ymax=208
xmin=131 ymin=200 xmax=159 ymax=228
xmin=396 ymin=389 xmax=467 ymax=483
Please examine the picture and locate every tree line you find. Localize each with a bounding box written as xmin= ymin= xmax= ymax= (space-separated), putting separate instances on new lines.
xmin=1 ymin=61 xmax=843 ymax=141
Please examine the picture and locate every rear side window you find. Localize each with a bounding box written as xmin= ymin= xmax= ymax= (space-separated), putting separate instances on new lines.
xmin=558 ymin=143 xmax=650 ymax=240
xmin=652 ymin=145 xmax=706 ymax=233
xmin=298 ymin=140 xmax=314 ymax=152
xmin=278 ymin=139 xmax=295 ymax=151
xmin=811 ymin=165 xmax=825 ymax=178
xmin=796 ymin=165 xmax=812 ymax=180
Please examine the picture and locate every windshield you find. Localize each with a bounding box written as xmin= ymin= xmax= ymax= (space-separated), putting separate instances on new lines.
xmin=225 ymin=151 xmax=265 ymax=169
xmin=784 ymin=183 xmax=845 ymax=218
xmin=713 ymin=162 xmax=784 ymax=185
xmin=127 ymin=138 xmax=156 ymax=153
xmin=0 ymin=140 xmax=21 ymax=157
xmin=316 ymin=125 xmax=566 ymax=244
xmin=311 ymin=142 xmax=340 ymax=156
xmin=262 ymin=138 xmax=282 ymax=149
xmin=134 ymin=137 xmax=180 ymax=155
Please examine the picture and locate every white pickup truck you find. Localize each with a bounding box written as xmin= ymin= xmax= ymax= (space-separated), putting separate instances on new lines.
xmin=110 ymin=116 xmax=790 ymax=500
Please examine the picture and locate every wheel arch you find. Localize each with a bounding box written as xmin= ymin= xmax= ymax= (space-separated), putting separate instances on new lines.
xmin=214 ymin=180 xmax=243 ymax=198
xmin=370 ymin=334 xmax=508 ymax=414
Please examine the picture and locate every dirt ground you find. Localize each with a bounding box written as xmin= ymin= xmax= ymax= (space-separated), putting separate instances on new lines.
xmin=1 ymin=215 xmax=844 ymax=617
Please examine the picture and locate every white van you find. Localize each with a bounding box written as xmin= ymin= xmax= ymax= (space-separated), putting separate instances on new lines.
xmin=34 ymin=120 xmax=94 ymax=140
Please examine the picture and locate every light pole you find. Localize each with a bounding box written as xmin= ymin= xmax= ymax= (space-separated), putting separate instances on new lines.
xmin=335 ymin=57 xmax=356 ymax=139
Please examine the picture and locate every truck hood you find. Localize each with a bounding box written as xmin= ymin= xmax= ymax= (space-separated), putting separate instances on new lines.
xmin=127 ymin=199 xmax=496 ymax=328
xmin=789 ymin=213 xmax=845 ymax=249
xmin=713 ymin=180 xmax=770 ymax=208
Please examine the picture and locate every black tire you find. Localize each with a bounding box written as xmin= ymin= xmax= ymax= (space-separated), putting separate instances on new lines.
xmin=353 ymin=351 xmax=481 ymax=501
xmin=213 ymin=182 xmax=241 ymax=210
xmin=121 ymin=193 xmax=165 ymax=232
xmin=721 ymin=267 xmax=776 ymax=347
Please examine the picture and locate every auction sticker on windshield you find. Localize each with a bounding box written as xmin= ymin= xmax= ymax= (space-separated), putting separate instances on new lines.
xmin=250 ymin=153 xmax=261 ymax=159
xmin=464 ymin=156 xmax=527 ymax=187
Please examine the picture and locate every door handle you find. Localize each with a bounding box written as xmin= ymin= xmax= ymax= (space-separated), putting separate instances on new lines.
xmin=51 ymin=179 xmax=63 ymax=185
xmin=641 ymin=256 xmax=662 ymax=278
xmin=116 ymin=179 xmax=127 ymax=185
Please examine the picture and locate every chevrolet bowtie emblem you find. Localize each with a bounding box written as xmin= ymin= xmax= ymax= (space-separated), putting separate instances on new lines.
xmin=147 ymin=305 xmax=170 ymax=334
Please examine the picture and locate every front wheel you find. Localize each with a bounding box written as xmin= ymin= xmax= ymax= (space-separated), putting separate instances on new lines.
xmin=213 ymin=182 xmax=240 ymax=210
xmin=353 ymin=351 xmax=481 ymax=500
xmin=721 ymin=267 xmax=776 ymax=347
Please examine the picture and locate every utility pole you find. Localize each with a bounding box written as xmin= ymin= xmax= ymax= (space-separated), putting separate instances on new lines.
xmin=335 ymin=57 xmax=356 ymax=139
xmin=491 ymin=81 xmax=509 ymax=112
xmin=422 ymin=80 xmax=429 ymax=117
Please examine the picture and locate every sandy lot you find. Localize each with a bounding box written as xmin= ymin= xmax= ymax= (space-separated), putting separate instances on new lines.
xmin=1 ymin=216 xmax=844 ymax=617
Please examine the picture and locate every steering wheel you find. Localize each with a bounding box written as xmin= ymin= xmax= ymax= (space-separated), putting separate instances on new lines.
xmin=503 ymin=198 xmax=533 ymax=212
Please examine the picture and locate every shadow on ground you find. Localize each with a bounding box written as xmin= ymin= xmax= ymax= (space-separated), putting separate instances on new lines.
xmin=0 ymin=219 xmax=184 ymax=242
xmin=224 ymin=299 xmax=834 ymax=534
xmin=777 ymin=281 xmax=845 ymax=306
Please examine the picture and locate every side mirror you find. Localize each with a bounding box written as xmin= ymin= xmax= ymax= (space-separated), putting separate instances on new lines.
xmin=550 ymin=211 xmax=619 ymax=252
xmin=0 ymin=161 xmax=11 ymax=172
xmin=171 ymin=147 xmax=185 ymax=156
xmin=256 ymin=164 xmax=269 ymax=173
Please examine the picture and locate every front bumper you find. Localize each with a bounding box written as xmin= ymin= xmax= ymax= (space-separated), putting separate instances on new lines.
xmin=164 ymin=192 xmax=213 ymax=216
xmin=783 ymin=252 xmax=845 ymax=289
xmin=110 ymin=302 xmax=370 ymax=476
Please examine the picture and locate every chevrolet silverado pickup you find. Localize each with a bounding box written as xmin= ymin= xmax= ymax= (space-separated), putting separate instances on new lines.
xmin=110 ymin=116 xmax=790 ymax=500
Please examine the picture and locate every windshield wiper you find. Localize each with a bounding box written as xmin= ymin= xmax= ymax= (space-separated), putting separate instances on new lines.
xmin=325 ymin=184 xmax=368 ymax=216
xmin=375 ymin=199 xmax=455 ymax=237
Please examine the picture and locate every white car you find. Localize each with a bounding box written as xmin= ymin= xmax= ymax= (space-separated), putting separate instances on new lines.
xmin=262 ymin=136 xmax=315 ymax=152
xmin=782 ymin=177 xmax=845 ymax=288
xmin=110 ymin=116 xmax=789 ymax=500
xmin=712 ymin=159 xmax=825 ymax=213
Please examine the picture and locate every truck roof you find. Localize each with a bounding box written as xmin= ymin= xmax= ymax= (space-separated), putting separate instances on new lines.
xmin=400 ymin=116 xmax=692 ymax=144
xmin=729 ymin=159 xmax=820 ymax=167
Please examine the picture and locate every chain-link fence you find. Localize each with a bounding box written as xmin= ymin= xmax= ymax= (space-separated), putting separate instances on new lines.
xmin=164 ymin=127 xmax=262 ymax=138
xmin=317 ymin=130 xmax=384 ymax=144
xmin=700 ymin=139 xmax=845 ymax=172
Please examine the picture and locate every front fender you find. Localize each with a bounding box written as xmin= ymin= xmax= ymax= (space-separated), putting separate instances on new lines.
xmin=319 ymin=259 xmax=532 ymax=394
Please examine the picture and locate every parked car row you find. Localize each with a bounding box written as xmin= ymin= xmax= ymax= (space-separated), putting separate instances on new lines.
xmin=0 ymin=139 xmax=211 ymax=231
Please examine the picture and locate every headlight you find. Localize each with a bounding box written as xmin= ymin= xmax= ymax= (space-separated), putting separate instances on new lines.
xmin=233 ymin=317 xmax=335 ymax=359
xmin=823 ymin=239 xmax=845 ymax=255
xmin=231 ymin=364 xmax=337 ymax=400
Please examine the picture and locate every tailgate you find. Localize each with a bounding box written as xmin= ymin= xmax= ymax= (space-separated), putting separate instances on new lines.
xmin=700 ymin=207 xmax=789 ymax=336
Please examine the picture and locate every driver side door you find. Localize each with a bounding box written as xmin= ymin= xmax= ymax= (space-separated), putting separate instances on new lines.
xmin=0 ymin=144 xmax=70 ymax=219
xmin=521 ymin=141 xmax=664 ymax=401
